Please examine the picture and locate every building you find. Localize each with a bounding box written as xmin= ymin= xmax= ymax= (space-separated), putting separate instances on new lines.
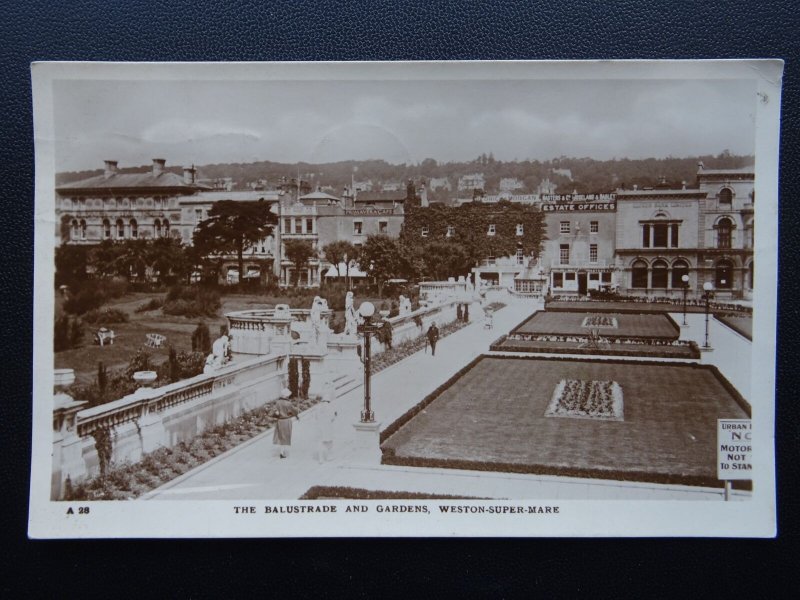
xmin=457 ymin=173 xmax=486 ymax=192
xmin=57 ymin=159 xmax=207 ymax=247
xmin=428 ymin=177 xmax=452 ymax=192
xmin=499 ymin=177 xmax=524 ymax=192
xmin=614 ymin=166 xmax=754 ymax=299
xmin=540 ymin=193 xmax=618 ymax=295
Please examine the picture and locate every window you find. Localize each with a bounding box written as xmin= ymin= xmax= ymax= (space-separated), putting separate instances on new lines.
xmin=589 ymin=273 xmax=599 ymax=281
xmin=560 ymin=221 xmax=570 ymax=234
xmin=116 ymin=219 xmax=125 ymax=239
xmin=487 ymin=224 xmax=496 ymax=236
xmin=130 ymin=219 xmax=138 ymax=239
xmin=672 ymin=260 xmax=689 ymax=288
xmin=564 ymin=272 xmax=576 ymax=281
xmin=354 ymin=221 xmax=363 ymax=235
xmin=748 ymin=261 xmax=754 ymax=290
xmin=421 ymin=226 xmax=428 ymax=237
xmin=671 ymin=223 xmax=679 ymax=247
xmin=306 ymin=218 xmax=313 ymax=234
xmin=103 ymin=219 xmax=111 ymax=239
xmin=590 ymin=221 xmax=599 ymax=233
xmin=716 ymin=259 xmax=733 ymax=289
xmin=589 ymin=244 xmax=598 ymax=263
xmin=652 ymin=223 xmax=668 ymax=247
xmin=446 ymin=225 xmax=455 ymax=237
xmin=719 ymin=188 xmax=733 ymax=206
xmin=632 ymin=260 xmax=648 ymax=288
xmin=294 ymin=219 xmax=303 ymax=234
xmin=154 ymin=219 xmax=162 ymax=237
xmin=553 ymin=272 xmax=564 ymax=287
xmin=379 ymin=220 xmax=388 ymax=234
xmin=516 ymin=248 xmax=524 ymax=265
xmin=559 ymin=244 xmax=570 ymax=265
xmin=642 ymin=222 xmax=679 ymax=248
xmin=163 ymin=219 xmax=170 ymax=235
xmin=601 ymin=272 xmax=612 ymax=284
xmin=70 ymin=219 xmax=78 ymax=239
xmin=79 ymin=220 xmax=87 ymax=240
xmin=717 ymin=217 xmax=733 ymax=249
xmin=651 ymin=259 xmax=668 ymax=288
xmin=283 ymin=218 xmax=291 ymax=233
xmin=516 ymin=223 xmax=524 ymax=236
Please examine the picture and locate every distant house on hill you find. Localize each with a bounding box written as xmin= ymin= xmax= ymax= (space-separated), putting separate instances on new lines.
xmin=458 ymin=173 xmax=486 ymax=191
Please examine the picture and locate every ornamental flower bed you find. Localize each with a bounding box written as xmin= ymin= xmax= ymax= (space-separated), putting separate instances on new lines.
xmin=62 ymin=395 xmax=320 ymax=501
xmin=581 ymin=315 xmax=618 ymax=329
xmin=545 ymin=379 xmax=624 ymax=421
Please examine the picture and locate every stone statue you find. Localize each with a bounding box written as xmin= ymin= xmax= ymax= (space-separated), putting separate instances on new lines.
xmin=398 ymin=295 xmax=409 ymax=317
xmin=343 ymin=291 xmax=359 ymax=337
xmin=309 ymin=296 xmax=330 ymax=344
xmin=206 ymin=334 xmax=230 ymax=371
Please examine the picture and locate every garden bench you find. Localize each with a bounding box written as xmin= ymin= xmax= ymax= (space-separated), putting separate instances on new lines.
xmin=94 ymin=328 xmax=116 ymax=346
xmin=145 ymin=333 xmax=167 ymax=348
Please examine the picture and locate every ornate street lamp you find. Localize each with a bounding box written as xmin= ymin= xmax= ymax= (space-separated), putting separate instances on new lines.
xmin=702 ymin=281 xmax=714 ymax=349
xmin=356 ymin=301 xmax=379 ymax=423
xmin=681 ymin=273 xmax=690 ymax=326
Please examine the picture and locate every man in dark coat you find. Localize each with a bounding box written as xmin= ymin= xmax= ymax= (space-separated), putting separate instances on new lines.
xmin=427 ymin=322 xmax=440 ymax=357
xmin=273 ymin=388 xmax=299 ymax=458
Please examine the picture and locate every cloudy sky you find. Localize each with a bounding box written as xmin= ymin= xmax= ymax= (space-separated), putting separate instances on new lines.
xmin=54 ymin=77 xmax=756 ymax=172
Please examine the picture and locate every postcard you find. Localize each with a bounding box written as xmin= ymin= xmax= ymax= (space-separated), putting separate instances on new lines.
xmin=29 ymin=60 xmax=781 ymax=537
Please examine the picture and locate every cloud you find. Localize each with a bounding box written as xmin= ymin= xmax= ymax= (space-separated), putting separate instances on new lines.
xmin=140 ymin=119 xmax=262 ymax=144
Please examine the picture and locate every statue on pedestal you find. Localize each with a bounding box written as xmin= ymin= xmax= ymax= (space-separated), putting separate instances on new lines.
xmin=398 ymin=294 xmax=412 ymax=317
xmin=343 ymin=291 xmax=359 ymax=337
xmin=205 ymin=334 xmax=230 ymax=372
xmin=309 ymin=296 xmax=330 ymax=346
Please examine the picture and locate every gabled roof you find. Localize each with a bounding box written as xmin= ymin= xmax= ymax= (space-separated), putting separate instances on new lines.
xmin=300 ymin=190 xmax=341 ymax=202
xmin=57 ymin=171 xmax=207 ymax=192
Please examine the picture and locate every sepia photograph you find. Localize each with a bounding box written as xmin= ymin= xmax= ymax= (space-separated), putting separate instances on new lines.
xmin=28 ymin=60 xmax=781 ymax=538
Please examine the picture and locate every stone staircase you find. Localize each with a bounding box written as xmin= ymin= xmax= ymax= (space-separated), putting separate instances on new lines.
xmin=331 ymin=372 xmax=361 ymax=399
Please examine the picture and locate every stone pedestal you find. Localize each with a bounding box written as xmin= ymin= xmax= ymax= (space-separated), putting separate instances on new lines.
xmin=133 ymin=387 xmax=165 ymax=454
xmin=351 ymin=421 xmax=382 ymax=465
xmin=52 ymin=390 xmax=86 ymax=499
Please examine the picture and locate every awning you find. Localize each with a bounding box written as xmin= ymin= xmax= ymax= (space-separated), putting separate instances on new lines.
xmin=324 ymin=263 xmax=368 ymax=278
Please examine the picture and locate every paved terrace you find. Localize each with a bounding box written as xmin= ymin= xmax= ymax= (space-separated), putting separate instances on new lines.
xmin=145 ymin=301 xmax=749 ymax=502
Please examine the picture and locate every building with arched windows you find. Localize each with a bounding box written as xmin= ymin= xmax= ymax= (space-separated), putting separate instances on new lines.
xmin=614 ymin=165 xmax=754 ymax=300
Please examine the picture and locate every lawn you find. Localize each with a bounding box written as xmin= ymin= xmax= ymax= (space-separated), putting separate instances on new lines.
xmin=513 ymin=311 xmax=679 ymax=340
xmin=715 ymin=315 xmax=753 ymax=341
xmin=381 ymin=356 xmax=749 ymax=487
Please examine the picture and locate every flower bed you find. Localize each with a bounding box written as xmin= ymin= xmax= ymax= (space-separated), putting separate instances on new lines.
xmin=62 ymin=395 xmax=320 ymax=501
xmin=489 ymin=335 xmax=701 ymax=359
xmin=581 ymin=315 xmax=618 ymax=329
xmin=545 ymin=379 xmax=624 ymax=421
xmin=299 ymin=486 xmax=485 ymax=500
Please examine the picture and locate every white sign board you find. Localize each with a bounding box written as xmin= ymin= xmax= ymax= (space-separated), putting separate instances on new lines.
xmin=717 ymin=419 xmax=753 ymax=480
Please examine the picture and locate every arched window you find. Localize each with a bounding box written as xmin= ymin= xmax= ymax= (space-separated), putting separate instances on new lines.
xmin=154 ymin=219 xmax=161 ymax=238
xmin=715 ymin=259 xmax=733 ymax=289
xmin=102 ymin=219 xmax=111 ymax=239
xmin=745 ymin=218 xmax=754 ymax=249
xmin=163 ymin=219 xmax=170 ymax=236
xmin=79 ymin=219 xmax=87 ymax=240
xmin=671 ymin=259 xmax=690 ymax=288
xmin=632 ymin=260 xmax=648 ymax=288
xmin=717 ymin=217 xmax=733 ymax=249
xmin=719 ymin=188 xmax=733 ymax=206
xmin=71 ymin=219 xmax=79 ymax=240
xmin=748 ymin=261 xmax=754 ymax=289
xmin=651 ymin=259 xmax=668 ymax=288
xmin=130 ymin=219 xmax=138 ymax=239
xmin=116 ymin=219 xmax=125 ymax=239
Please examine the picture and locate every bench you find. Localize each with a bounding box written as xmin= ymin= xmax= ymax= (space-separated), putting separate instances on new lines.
xmin=94 ymin=328 xmax=116 ymax=346
xmin=145 ymin=333 xmax=167 ymax=348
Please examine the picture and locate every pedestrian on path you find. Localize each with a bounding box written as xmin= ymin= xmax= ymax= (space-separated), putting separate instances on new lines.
xmin=427 ymin=322 xmax=440 ymax=356
xmin=272 ymin=388 xmax=299 ymax=458
xmin=316 ymin=374 xmax=337 ymax=464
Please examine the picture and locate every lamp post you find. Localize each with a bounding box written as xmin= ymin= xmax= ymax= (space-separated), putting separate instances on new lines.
xmin=681 ymin=274 xmax=690 ymax=326
xmin=356 ymin=301 xmax=379 ymax=423
xmin=702 ymin=281 xmax=714 ymax=350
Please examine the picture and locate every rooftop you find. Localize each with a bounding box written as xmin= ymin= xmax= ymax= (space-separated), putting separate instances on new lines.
xmin=57 ymin=171 xmax=207 ymax=192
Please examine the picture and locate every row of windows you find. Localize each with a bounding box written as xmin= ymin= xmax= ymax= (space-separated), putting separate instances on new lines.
xmin=558 ymin=244 xmax=600 ymax=265
xmin=552 ymin=272 xmax=613 ymax=287
xmin=64 ymin=196 xmax=174 ymax=210
xmin=631 ymin=258 xmax=748 ymax=290
xmin=421 ymin=224 xmax=526 ymax=238
xmin=70 ymin=218 xmax=170 ymax=241
xmin=559 ymin=221 xmax=600 ymax=234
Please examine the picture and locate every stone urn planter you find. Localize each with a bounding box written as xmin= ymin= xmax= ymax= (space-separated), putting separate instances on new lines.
xmin=132 ymin=370 xmax=158 ymax=388
xmin=379 ymin=309 xmax=390 ymax=318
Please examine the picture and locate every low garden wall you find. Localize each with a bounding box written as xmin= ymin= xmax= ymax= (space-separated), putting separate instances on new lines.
xmin=52 ymin=353 xmax=285 ymax=499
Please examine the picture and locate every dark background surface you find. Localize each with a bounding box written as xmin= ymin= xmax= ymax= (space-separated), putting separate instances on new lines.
xmin=1 ymin=0 xmax=797 ymax=596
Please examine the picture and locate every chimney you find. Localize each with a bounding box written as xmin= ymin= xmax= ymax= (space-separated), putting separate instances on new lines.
xmin=152 ymin=158 xmax=166 ymax=177
xmin=633 ymin=184 xmax=638 ymax=191
xmin=183 ymin=165 xmax=196 ymax=185
xmin=698 ymin=161 xmax=704 ymax=170
xmin=682 ymin=180 xmax=687 ymax=190
xmin=419 ymin=184 xmax=428 ymax=207
xmin=103 ymin=160 xmax=118 ymax=179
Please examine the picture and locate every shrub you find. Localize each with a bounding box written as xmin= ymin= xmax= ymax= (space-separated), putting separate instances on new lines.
xmin=63 ymin=287 xmax=106 ymax=315
xmin=135 ymin=297 xmax=164 ymax=313
xmin=125 ymin=349 xmax=152 ymax=377
xmin=301 ymin=358 xmax=311 ymax=399
xmin=162 ymin=287 xmax=220 ymax=318
xmin=54 ymin=314 xmax=85 ymax=351
xmin=288 ymin=357 xmax=300 ymax=398
xmin=83 ymin=307 xmax=130 ymax=324
xmin=191 ymin=322 xmax=212 ymax=354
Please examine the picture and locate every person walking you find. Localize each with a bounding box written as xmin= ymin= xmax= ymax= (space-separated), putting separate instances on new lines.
xmin=427 ymin=322 xmax=440 ymax=357
xmin=272 ymin=388 xmax=299 ymax=458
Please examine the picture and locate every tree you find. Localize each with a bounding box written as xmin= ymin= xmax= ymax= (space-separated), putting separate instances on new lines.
xmin=322 ymin=240 xmax=358 ymax=289
xmin=147 ymin=237 xmax=189 ymax=284
xmin=192 ymin=199 xmax=277 ymax=284
xmin=283 ymin=239 xmax=316 ymax=287
xmin=360 ymin=235 xmax=404 ymax=296
xmin=419 ymin=241 xmax=472 ymax=280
